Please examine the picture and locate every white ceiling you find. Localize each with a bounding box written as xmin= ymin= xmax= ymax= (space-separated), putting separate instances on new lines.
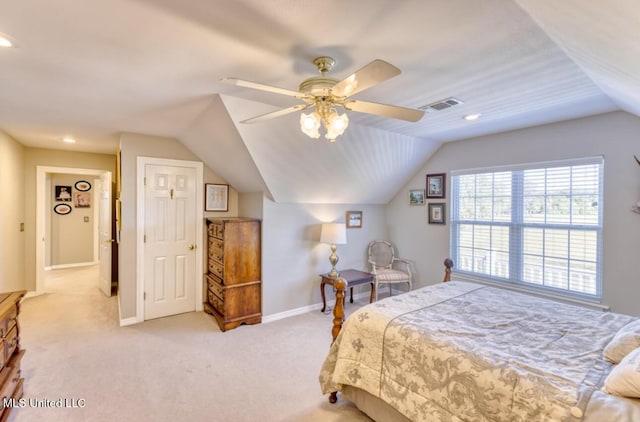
xmin=1 ymin=0 xmax=637 ymax=203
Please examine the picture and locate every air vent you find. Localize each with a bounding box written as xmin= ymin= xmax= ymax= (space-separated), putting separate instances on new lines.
xmin=419 ymin=97 xmax=464 ymax=112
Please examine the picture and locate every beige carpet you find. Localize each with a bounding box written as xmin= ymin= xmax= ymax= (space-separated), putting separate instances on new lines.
xmin=10 ymin=266 xmax=373 ymax=422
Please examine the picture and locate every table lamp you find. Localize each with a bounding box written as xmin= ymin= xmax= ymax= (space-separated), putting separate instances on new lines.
xmin=320 ymin=223 xmax=347 ymax=278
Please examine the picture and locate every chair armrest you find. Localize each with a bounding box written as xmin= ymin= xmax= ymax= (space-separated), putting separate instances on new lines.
xmin=391 ymin=258 xmax=412 ymax=276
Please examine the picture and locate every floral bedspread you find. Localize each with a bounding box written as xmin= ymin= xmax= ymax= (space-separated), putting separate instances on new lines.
xmin=319 ymin=281 xmax=636 ymax=421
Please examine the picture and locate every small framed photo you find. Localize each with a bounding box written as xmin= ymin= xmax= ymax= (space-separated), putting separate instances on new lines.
xmin=55 ymin=185 xmax=73 ymax=202
xmin=409 ymin=189 xmax=425 ymax=206
xmin=74 ymin=180 xmax=92 ymax=192
xmin=74 ymin=192 xmax=91 ymax=208
xmin=428 ymin=203 xmax=446 ymax=224
xmin=346 ymin=211 xmax=363 ymax=229
xmin=426 ymin=173 xmax=446 ymax=199
xmin=54 ymin=203 xmax=72 ymax=215
xmin=205 ymin=183 xmax=229 ymax=212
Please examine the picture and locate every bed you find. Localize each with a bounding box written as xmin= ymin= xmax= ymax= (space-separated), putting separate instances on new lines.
xmin=319 ymin=261 xmax=640 ymax=421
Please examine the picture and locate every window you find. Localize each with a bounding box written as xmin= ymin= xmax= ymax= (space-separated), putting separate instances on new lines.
xmin=450 ymin=157 xmax=603 ymax=300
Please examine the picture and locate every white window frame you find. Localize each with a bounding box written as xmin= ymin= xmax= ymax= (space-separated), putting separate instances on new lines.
xmin=450 ymin=156 xmax=604 ymax=302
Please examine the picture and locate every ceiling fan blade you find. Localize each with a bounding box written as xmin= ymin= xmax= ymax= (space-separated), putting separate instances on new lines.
xmin=240 ymin=104 xmax=309 ymax=124
xmin=345 ymin=100 xmax=425 ymax=122
xmin=331 ymin=60 xmax=401 ymax=98
xmin=222 ymin=77 xmax=304 ymax=98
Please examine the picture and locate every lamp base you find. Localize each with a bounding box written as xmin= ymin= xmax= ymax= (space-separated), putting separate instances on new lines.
xmin=329 ymin=244 xmax=339 ymax=278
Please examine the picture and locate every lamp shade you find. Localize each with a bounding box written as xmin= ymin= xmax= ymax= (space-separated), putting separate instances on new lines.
xmin=320 ymin=223 xmax=347 ymax=245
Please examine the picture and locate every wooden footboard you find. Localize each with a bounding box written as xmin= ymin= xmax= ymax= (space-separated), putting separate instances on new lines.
xmin=329 ymin=259 xmax=454 ymax=403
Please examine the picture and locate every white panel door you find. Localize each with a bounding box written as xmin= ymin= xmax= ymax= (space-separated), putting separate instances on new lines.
xmin=98 ymin=172 xmax=112 ymax=297
xmin=144 ymin=164 xmax=197 ymax=320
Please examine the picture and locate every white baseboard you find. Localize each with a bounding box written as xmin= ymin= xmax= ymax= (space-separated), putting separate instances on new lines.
xmin=119 ymin=316 xmax=138 ymax=327
xmin=118 ymin=293 xmax=139 ymax=326
xmin=262 ymin=291 xmax=373 ymax=323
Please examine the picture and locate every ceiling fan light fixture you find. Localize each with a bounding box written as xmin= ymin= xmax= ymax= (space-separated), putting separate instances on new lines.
xmin=325 ymin=111 xmax=349 ymax=141
xmin=300 ymin=112 xmax=321 ymax=138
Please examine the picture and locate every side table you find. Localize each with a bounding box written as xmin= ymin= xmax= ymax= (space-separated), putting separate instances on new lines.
xmin=320 ymin=269 xmax=375 ymax=313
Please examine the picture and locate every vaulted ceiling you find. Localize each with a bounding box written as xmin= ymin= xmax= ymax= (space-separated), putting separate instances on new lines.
xmin=1 ymin=0 xmax=637 ymax=203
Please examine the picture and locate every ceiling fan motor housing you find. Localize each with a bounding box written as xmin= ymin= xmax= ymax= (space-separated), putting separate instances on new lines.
xmin=298 ymin=77 xmax=339 ymax=96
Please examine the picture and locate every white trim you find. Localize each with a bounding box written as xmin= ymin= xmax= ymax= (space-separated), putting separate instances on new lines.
xmin=450 ymin=271 xmax=610 ymax=311
xmin=119 ymin=316 xmax=139 ymax=327
xmin=36 ymin=166 xmax=111 ymax=296
xmin=136 ymin=157 xmax=204 ymax=323
xmin=118 ymin=288 xmax=137 ymax=326
xmin=262 ymin=303 xmax=324 ymax=323
xmin=262 ymin=291 xmax=374 ymax=323
xmin=451 ymin=155 xmax=604 ymax=176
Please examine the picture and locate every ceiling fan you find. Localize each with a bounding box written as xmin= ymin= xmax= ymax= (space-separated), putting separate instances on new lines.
xmin=222 ymin=56 xmax=425 ymax=142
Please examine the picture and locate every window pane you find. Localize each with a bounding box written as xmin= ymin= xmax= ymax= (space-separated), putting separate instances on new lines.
xmin=545 ymin=229 xmax=568 ymax=259
xmin=476 ymin=198 xmax=493 ymax=221
xmin=544 ymin=257 xmax=568 ymax=290
xmin=524 ymin=196 xmax=545 ymax=223
xmin=523 ymin=255 xmax=543 ymax=285
xmin=459 ymin=224 xmax=474 ymax=248
xmin=569 ymin=230 xmax=597 ymax=262
xmin=523 ymin=228 xmax=543 ymax=256
xmin=571 ymin=195 xmax=598 ymax=225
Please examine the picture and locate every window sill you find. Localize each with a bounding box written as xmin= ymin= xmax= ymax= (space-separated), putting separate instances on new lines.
xmin=450 ymin=271 xmax=610 ymax=312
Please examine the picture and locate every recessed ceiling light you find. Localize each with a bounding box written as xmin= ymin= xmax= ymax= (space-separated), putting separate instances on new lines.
xmin=63 ymin=137 xmax=77 ymax=144
xmin=0 ymin=36 xmax=13 ymax=48
xmin=463 ymin=113 xmax=481 ymax=121
xmin=0 ymin=32 xmax=17 ymax=48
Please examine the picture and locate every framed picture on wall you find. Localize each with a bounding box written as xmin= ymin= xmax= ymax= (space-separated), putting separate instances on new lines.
xmin=409 ymin=189 xmax=425 ymax=205
xmin=74 ymin=180 xmax=91 ymax=191
xmin=74 ymin=192 xmax=91 ymax=208
xmin=426 ymin=173 xmax=446 ymax=199
xmin=346 ymin=211 xmax=363 ymax=229
xmin=54 ymin=203 xmax=72 ymax=215
xmin=55 ymin=185 xmax=73 ymax=202
xmin=428 ymin=203 xmax=446 ymax=224
xmin=205 ymin=183 xmax=229 ymax=212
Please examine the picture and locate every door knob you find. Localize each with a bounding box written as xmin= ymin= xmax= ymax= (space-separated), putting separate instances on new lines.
xmin=188 ymin=244 xmax=195 ymax=250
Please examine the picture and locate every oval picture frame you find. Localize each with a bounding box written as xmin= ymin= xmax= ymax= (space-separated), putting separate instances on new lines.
xmin=75 ymin=180 xmax=92 ymax=192
xmin=54 ymin=203 xmax=72 ymax=215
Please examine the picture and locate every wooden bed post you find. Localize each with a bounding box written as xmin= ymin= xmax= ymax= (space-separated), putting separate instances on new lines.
xmin=329 ymin=277 xmax=347 ymax=404
xmin=331 ymin=278 xmax=347 ymax=343
xmin=443 ymin=258 xmax=454 ymax=282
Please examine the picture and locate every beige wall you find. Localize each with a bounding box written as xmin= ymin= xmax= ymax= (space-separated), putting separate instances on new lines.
xmin=260 ymin=200 xmax=388 ymax=316
xmin=23 ymin=148 xmax=115 ymax=291
xmin=387 ymin=111 xmax=640 ymax=316
xmin=49 ymin=173 xmax=95 ymax=266
xmin=118 ymin=132 xmax=237 ymax=320
xmin=0 ymin=132 xmax=25 ymax=292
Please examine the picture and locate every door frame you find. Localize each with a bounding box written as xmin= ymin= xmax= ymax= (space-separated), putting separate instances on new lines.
xmin=136 ymin=157 xmax=204 ymax=322
xmin=36 ymin=166 xmax=111 ymax=294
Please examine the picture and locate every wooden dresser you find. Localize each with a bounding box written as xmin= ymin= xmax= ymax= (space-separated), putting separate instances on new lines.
xmin=0 ymin=291 xmax=26 ymax=421
xmin=204 ymin=218 xmax=262 ymax=331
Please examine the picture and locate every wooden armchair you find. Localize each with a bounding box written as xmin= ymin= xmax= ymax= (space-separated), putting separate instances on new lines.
xmin=367 ymin=240 xmax=412 ymax=300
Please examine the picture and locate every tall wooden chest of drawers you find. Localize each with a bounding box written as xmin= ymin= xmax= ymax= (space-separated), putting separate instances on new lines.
xmin=204 ymin=218 xmax=261 ymax=331
xmin=0 ymin=290 xmax=26 ymax=421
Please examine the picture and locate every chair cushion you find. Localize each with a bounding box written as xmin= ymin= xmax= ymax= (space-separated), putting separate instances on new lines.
xmin=376 ymin=268 xmax=410 ymax=282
